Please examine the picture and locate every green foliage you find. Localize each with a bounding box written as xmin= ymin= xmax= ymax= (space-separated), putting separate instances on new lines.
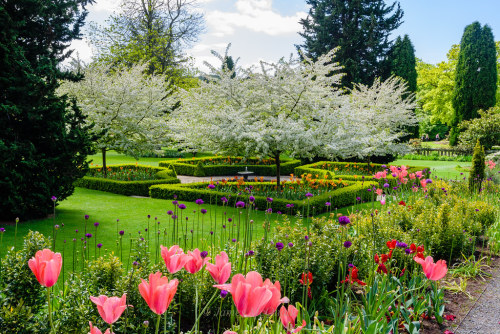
xmin=386 ymin=35 xmax=417 ymax=93
xmin=400 ymin=153 xmax=472 ymax=162
xmin=459 ymin=107 xmax=500 ymax=149
xmin=0 ymin=300 xmax=44 ymax=334
xmin=297 ymin=0 xmax=403 ymax=87
xmin=75 ymin=164 xmax=180 ymax=196
xmin=1 ymin=231 xmax=51 ymax=310
xmin=0 ymin=2 xmax=94 ymax=220
xmin=469 ymin=140 xmax=486 ymax=192
xmin=451 ymin=22 xmax=497 ymax=145
xmin=160 ymin=156 xmax=302 ymax=177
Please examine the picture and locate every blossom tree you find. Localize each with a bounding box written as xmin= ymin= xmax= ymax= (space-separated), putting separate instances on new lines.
xmin=59 ymin=63 xmax=171 ymax=173
xmin=169 ymin=48 xmax=416 ymax=188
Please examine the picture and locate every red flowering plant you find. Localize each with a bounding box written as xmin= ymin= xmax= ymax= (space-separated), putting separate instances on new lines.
xmin=299 ymin=272 xmax=313 ymax=299
xmin=340 ymin=265 xmax=366 ymax=286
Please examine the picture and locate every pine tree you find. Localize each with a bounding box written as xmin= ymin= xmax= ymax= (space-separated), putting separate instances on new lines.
xmin=450 ymin=22 xmax=497 ymax=145
xmin=297 ymin=0 xmax=403 ymax=87
xmin=0 ymin=1 xmax=94 ymax=220
xmin=469 ymin=139 xmax=485 ymax=192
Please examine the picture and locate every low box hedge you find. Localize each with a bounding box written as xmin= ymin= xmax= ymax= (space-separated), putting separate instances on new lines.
xmin=75 ymin=164 xmax=180 ymax=196
xmin=149 ymin=180 xmax=378 ymax=214
xmin=159 ymin=156 xmax=302 ymax=177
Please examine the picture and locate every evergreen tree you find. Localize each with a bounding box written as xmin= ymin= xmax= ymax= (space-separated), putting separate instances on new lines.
xmin=0 ymin=0 xmax=94 ymax=220
xmin=297 ymin=0 xmax=403 ymax=87
xmin=386 ymin=34 xmax=418 ymax=138
xmin=450 ymin=22 xmax=497 ymax=145
xmin=469 ymin=139 xmax=485 ymax=192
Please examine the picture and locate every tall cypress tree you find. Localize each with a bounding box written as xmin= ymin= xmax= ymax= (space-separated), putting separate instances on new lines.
xmin=0 ymin=0 xmax=94 ymax=220
xmin=297 ymin=0 xmax=403 ymax=87
xmin=450 ymin=22 xmax=497 ymax=145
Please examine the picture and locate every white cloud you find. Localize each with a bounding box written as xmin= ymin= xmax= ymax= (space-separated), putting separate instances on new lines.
xmin=67 ymin=38 xmax=94 ymax=64
xmin=206 ymin=0 xmax=306 ymax=37
xmin=91 ymin=0 xmax=121 ymax=13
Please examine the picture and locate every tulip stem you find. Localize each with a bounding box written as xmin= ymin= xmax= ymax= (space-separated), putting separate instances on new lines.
xmin=191 ymin=290 xmax=218 ymax=333
xmin=47 ymin=287 xmax=55 ymax=333
xmin=155 ymin=313 xmax=161 ymax=334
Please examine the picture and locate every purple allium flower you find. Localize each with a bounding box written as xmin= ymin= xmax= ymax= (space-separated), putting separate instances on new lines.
xmin=72 ymin=238 xmax=76 ymax=242
xmin=201 ymin=209 xmax=207 ymax=214
xmin=275 ymin=242 xmax=284 ymax=251
xmin=267 ymin=197 xmax=273 ymax=203
xmin=190 ymin=229 xmax=193 ymax=233
xmin=223 ymin=225 xmax=226 ymax=229
xmin=172 ymin=200 xmax=178 ymax=205
xmin=140 ymin=237 xmax=145 ymax=241
xmin=475 ymin=209 xmax=479 ymax=212
xmin=236 ymin=201 xmax=245 ymax=208
xmin=167 ymin=210 xmax=173 ymax=215
xmin=207 ymin=184 xmax=216 ymax=189
xmin=147 ymin=215 xmax=151 ymax=219
xmin=338 ymin=216 xmax=351 ymax=226
xmin=356 ymin=196 xmax=361 ymax=202
xmin=97 ymin=243 xmax=102 ymax=248
xmin=51 ymin=196 xmax=57 ymax=202
xmin=228 ymin=218 xmax=233 ymax=222
xmin=343 ymin=241 xmax=352 ymax=248
xmin=0 ymin=228 xmax=5 ymax=233
xmin=288 ymin=242 xmax=294 ymax=248
xmin=396 ymin=241 xmax=408 ymax=248
xmin=248 ymin=250 xmax=255 ymax=256
xmin=220 ymin=290 xmax=228 ymax=298
xmin=133 ymin=261 xmax=139 ymax=267
xmin=119 ymin=230 xmax=124 ymax=235
xmin=94 ymin=222 xmax=99 ymax=227
xmin=325 ymin=202 xmax=331 ymax=206
xmin=405 ymin=248 xmax=411 ymax=255
xmin=171 ymin=215 xmax=177 ymax=220
xmin=249 ymin=196 xmax=255 ymax=203
xmin=381 ymin=165 xmax=387 ymax=168
xmin=266 ymin=208 xmax=272 ymax=213
xmin=348 ymin=263 xmax=354 ymax=268
xmin=84 ymin=215 xmax=89 ymax=220
xmin=178 ymin=204 xmax=187 ymax=210
xmin=305 ymin=193 xmax=313 ymax=198
xmin=200 ymin=251 xmax=208 ymax=258
xmin=232 ymin=238 xmax=237 ymax=242
xmin=286 ymin=203 xmax=294 ymax=208
xmin=277 ymin=211 xmax=282 ymax=214
xmin=367 ymin=188 xmax=372 ymax=192
xmin=86 ymin=233 xmax=92 ymax=238
xmin=195 ymin=199 xmax=204 ymax=205
xmin=308 ymin=241 xmax=312 ymax=246
xmin=54 ymin=225 xmax=60 ymax=230
xmin=143 ymin=321 xmax=149 ymax=328
xmin=393 ymin=186 xmax=398 ymax=190
xmin=426 ymin=179 xmax=432 ymax=184
xmin=383 ymin=183 xmax=390 ymax=188
xmin=304 ymin=235 xmax=309 ymax=240
xmin=210 ymin=231 xmax=214 ymax=235
xmin=221 ymin=197 xmax=228 ymax=203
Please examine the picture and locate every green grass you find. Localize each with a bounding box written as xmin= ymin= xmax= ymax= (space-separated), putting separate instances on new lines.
xmin=88 ymin=150 xmax=213 ymax=167
xmin=393 ymin=159 xmax=471 ymax=180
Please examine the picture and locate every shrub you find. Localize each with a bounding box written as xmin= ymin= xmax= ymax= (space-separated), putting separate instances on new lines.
xmin=469 ymin=140 xmax=485 ymax=192
xmin=75 ymin=164 xmax=180 ymax=196
xmin=160 ymin=156 xmax=302 ymax=176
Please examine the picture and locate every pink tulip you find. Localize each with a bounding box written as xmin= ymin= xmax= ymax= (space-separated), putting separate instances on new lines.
xmin=90 ymin=294 xmax=128 ymax=324
xmin=375 ymin=188 xmax=383 ymax=196
xmin=223 ymin=331 xmax=238 ymax=334
xmin=280 ymin=305 xmax=306 ymax=333
xmin=139 ymin=272 xmax=179 ymax=315
xmin=184 ymin=248 xmax=211 ymax=274
xmin=28 ymin=249 xmax=62 ymax=288
xmin=206 ymin=251 xmax=232 ymax=284
xmin=380 ymin=196 xmax=386 ymax=205
xmin=420 ymin=179 xmax=427 ymax=189
xmin=215 ymin=271 xmax=287 ymax=318
xmin=161 ymin=245 xmax=189 ymax=274
xmin=414 ymin=256 xmax=448 ymax=281
xmin=88 ymin=322 xmax=111 ymax=334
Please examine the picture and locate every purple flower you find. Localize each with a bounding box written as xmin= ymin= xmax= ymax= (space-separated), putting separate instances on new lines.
xmin=228 ymin=218 xmax=233 ymax=222
xmin=325 ymin=202 xmax=331 ymax=206
xmin=84 ymin=215 xmax=89 ymax=220
xmin=338 ymin=216 xmax=350 ymax=226
xmin=267 ymin=197 xmax=273 ymax=203
xmin=275 ymin=242 xmax=284 ymax=251
xmin=288 ymin=242 xmax=294 ymax=248
xmin=286 ymin=203 xmax=294 ymax=208
xmin=54 ymin=225 xmax=60 ymax=230
xmin=167 ymin=210 xmax=173 ymax=215
xmin=195 ymin=199 xmax=204 ymax=205
xmin=220 ymin=290 xmax=228 ymax=298
xmin=51 ymin=196 xmax=57 ymax=202
xmin=0 ymin=228 xmax=5 ymax=233
xmin=249 ymin=196 xmax=255 ymax=203
xmin=133 ymin=261 xmax=139 ymax=267
xmin=223 ymin=225 xmax=226 ymax=229
xmin=475 ymin=209 xmax=479 ymax=212
xmin=396 ymin=241 xmax=408 ymax=248
xmin=266 ymin=208 xmax=272 ymax=213
xmin=348 ymin=263 xmax=354 ymax=268
xmin=367 ymin=188 xmax=372 ymax=192
xmin=383 ymin=183 xmax=390 ymax=188
xmin=405 ymin=248 xmax=411 ymax=255
xmin=343 ymin=241 xmax=352 ymax=248
xmin=232 ymin=238 xmax=237 ymax=242
xmin=210 ymin=231 xmax=214 ymax=235
xmin=304 ymin=235 xmax=309 ymax=240
xmin=356 ymin=197 xmax=361 ymax=201
xmin=247 ymin=250 xmax=255 ymax=256
xmin=221 ymin=197 xmax=228 ymax=203
xmin=178 ymin=204 xmax=187 ymax=210
xmin=200 ymin=251 xmax=208 ymax=258
xmin=277 ymin=211 xmax=282 ymax=214
xmin=305 ymin=193 xmax=313 ymax=198
xmin=381 ymin=165 xmax=387 ymax=168
xmin=208 ymin=184 xmax=216 ymax=189
xmin=119 ymin=230 xmax=124 ymax=235
xmin=172 ymin=200 xmax=178 ymax=205
xmin=85 ymin=233 xmax=92 ymax=238
xmin=72 ymin=238 xmax=76 ymax=242
xmin=147 ymin=215 xmax=151 ymax=219
xmin=236 ymin=201 xmax=245 ymax=208
xmin=426 ymin=179 xmax=432 ymax=184
xmin=201 ymin=209 xmax=207 ymax=214
xmin=171 ymin=215 xmax=177 ymax=220
xmin=97 ymin=243 xmax=102 ymax=248
xmin=94 ymin=222 xmax=99 ymax=227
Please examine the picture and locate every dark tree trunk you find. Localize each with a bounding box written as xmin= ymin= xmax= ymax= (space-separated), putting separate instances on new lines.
xmin=102 ymin=147 xmax=107 ymax=176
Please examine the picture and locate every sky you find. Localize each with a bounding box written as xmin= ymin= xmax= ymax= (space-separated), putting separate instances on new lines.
xmin=71 ymin=0 xmax=500 ymax=72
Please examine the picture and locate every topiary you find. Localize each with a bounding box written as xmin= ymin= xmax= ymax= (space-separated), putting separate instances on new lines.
xmin=193 ymin=161 xmax=206 ymax=177
xmin=469 ymin=139 xmax=485 ymax=192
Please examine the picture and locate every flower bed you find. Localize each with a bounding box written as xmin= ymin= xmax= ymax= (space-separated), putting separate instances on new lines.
xmin=75 ymin=164 xmax=180 ymax=196
xmin=159 ymin=156 xmax=302 ymax=176
xmin=149 ymin=179 xmax=377 ymax=213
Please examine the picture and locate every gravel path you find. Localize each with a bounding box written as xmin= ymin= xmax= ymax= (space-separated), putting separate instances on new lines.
xmin=455 ymin=265 xmax=500 ymax=334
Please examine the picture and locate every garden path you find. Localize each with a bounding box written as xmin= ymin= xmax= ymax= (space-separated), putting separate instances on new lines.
xmin=454 ymin=263 xmax=500 ymax=334
xmin=176 ymin=175 xmax=292 ymax=183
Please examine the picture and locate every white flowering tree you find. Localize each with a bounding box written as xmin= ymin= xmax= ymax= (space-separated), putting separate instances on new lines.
xmin=59 ymin=63 xmax=171 ymax=172
xmin=170 ymin=49 xmax=416 ymax=187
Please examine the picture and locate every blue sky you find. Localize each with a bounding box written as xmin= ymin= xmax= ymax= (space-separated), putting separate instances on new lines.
xmin=73 ymin=0 xmax=500 ymax=71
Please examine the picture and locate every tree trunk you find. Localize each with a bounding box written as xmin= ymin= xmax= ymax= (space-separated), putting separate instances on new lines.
xmin=275 ymin=152 xmax=281 ymax=191
xmin=102 ymin=147 xmax=107 ymax=177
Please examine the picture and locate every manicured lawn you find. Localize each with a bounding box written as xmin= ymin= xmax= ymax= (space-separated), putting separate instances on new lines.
xmin=394 ymin=159 xmax=471 ymax=179
xmin=88 ymin=150 xmax=213 ymax=167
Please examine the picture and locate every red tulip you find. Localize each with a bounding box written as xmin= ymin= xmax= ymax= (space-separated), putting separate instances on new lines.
xmin=214 ymin=271 xmax=287 ymax=318
xmin=161 ymin=245 xmax=189 ymax=274
xmin=139 ymin=272 xmax=178 ymax=315
xmin=280 ymin=305 xmax=306 ymax=333
xmin=28 ymin=249 xmax=62 ymax=288
xmin=90 ymin=294 xmax=128 ymax=324
xmin=386 ymin=239 xmax=397 ymax=249
xmin=206 ymin=251 xmax=231 ymax=284
xmin=88 ymin=322 xmax=111 ymax=334
xmin=414 ymin=256 xmax=448 ymax=281
xmin=184 ymin=248 xmax=210 ymax=274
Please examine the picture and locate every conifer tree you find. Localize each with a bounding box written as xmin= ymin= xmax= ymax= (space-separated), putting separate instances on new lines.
xmin=450 ymin=22 xmax=497 ymax=145
xmin=469 ymin=139 xmax=485 ymax=192
xmin=0 ymin=1 xmax=94 ymax=220
xmin=297 ymin=0 xmax=403 ymax=87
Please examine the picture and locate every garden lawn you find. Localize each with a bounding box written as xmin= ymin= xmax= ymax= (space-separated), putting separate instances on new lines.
xmin=394 ymin=159 xmax=471 ymax=179
xmin=87 ymin=150 xmax=212 ymax=167
xmin=0 ymin=187 xmax=286 ymax=273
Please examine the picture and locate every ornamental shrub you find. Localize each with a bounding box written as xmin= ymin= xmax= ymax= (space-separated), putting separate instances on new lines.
xmin=469 ymin=140 xmax=485 ymax=192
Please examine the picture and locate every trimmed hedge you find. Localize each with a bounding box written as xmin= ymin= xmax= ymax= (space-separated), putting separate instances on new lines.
xmin=149 ymin=180 xmax=378 ymax=214
xmin=75 ymin=164 xmax=180 ymax=196
xmin=159 ymin=156 xmax=302 ymax=177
